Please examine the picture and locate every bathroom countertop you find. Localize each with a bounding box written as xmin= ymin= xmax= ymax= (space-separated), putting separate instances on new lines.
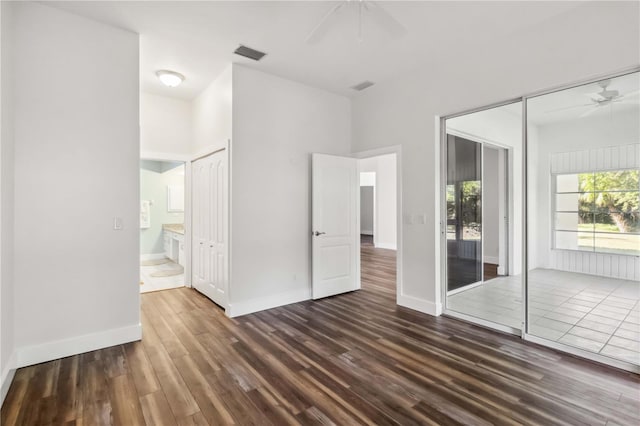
xmin=163 ymin=223 xmax=185 ymax=235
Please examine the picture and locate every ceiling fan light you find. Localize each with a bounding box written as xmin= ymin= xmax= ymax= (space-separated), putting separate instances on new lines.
xmin=156 ymin=70 xmax=185 ymax=87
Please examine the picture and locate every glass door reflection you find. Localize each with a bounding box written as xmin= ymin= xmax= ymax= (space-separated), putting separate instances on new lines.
xmin=446 ymin=135 xmax=483 ymax=292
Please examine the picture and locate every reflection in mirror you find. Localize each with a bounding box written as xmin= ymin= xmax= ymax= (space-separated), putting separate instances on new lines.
xmin=526 ymin=71 xmax=639 ymax=366
xmin=444 ymin=101 xmax=523 ymax=331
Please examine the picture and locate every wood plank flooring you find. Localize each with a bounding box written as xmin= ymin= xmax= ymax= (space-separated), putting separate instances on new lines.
xmin=2 ymin=243 xmax=639 ymax=425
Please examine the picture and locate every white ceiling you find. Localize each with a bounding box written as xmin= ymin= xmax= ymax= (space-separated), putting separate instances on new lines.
xmin=48 ymin=1 xmax=586 ymax=100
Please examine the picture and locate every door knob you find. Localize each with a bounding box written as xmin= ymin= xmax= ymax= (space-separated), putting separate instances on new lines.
xmin=313 ymin=231 xmax=326 ymax=236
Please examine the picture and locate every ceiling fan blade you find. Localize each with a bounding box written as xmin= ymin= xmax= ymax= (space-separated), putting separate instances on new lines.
xmin=365 ymin=1 xmax=406 ymax=37
xmin=306 ymin=2 xmax=345 ymax=44
xmin=544 ymin=103 xmax=593 ymax=114
xmin=622 ymin=89 xmax=639 ymax=98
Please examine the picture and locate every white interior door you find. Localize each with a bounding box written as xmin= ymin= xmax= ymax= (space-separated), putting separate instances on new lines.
xmin=192 ymin=159 xmax=207 ymax=290
xmin=192 ymin=150 xmax=228 ymax=308
xmin=312 ymin=153 xmax=360 ymax=299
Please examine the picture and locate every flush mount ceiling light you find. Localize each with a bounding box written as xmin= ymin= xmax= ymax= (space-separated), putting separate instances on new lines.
xmin=156 ymin=70 xmax=185 ymax=87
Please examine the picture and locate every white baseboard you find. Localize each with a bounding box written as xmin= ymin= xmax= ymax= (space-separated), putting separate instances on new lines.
xmin=361 ymin=230 xmax=373 ymax=235
xmin=140 ymin=253 xmax=166 ymax=261
xmin=16 ymin=323 xmax=141 ymax=369
xmin=397 ymin=294 xmax=442 ymax=316
xmin=375 ymin=242 xmax=397 ymax=250
xmin=227 ymin=287 xmax=311 ymax=318
xmin=483 ymin=256 xmax=499 ymax=265
xmin=1 ymin=350 xmax=17 ymax=407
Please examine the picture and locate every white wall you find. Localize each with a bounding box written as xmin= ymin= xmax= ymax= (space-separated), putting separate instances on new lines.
xmin=12 ymin=2 xmax=140 ymax=367
xmin=193 ymin=65 xmax=232 ymax=156
xmin=0 ymin=0 xmax=16 ymax=405
xmin=351 ymin=2 xmax=639 ymax=315
xmin=228 ymin=65 xmax=351 ymax=316
xmin=530 ymin=109 xmax=640 ymax=280
xmin=140 ymin=162 xmax=185 ymax=255
xmin=359 ymin=154 xmax=397 ymax=250
xmin=141 ymin=92 xmax=193 ymax=156
xmin=360 ymin=186 xmax=374 ymax=235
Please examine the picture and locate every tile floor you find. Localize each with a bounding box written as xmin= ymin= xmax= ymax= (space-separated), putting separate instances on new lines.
xmin=140 ymin=259 xmax=185 ymax=293
xmin=448 ymin=268 xmax=640 ymax=365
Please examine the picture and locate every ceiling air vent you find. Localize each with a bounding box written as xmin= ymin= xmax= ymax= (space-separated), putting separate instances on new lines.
xmin=234 ymin=45 xmax=267 ymax=61
xmin=351 ymin=81 xmax=375 ymax=91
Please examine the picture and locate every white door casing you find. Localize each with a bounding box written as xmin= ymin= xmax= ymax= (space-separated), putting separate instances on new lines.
xmin=192 ymin=150 xmax=228 ymax=308
xmin=312 ymin=153 xmax=360 ymax=299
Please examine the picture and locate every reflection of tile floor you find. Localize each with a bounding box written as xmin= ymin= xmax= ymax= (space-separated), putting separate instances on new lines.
xmin=140 ymin=259 xmax=184 ymax=293
xmin=448 ymin=268 xmax=640 ymax=365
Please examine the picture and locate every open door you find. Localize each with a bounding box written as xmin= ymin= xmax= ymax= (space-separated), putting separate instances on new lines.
xmin=312 ymin=153 xmax=360 ymax=299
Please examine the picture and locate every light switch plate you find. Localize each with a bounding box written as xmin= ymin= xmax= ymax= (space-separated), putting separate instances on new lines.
xmin=113 ymin=217 xmax=123 ymax=230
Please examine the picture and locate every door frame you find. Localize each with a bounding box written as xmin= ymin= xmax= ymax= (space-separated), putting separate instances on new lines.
xmin=140 ymin=151 xmax=193 ymax=288
xmin=190 ymin=143 xmax=231 ymax=312
xmin=351 ymin=146 xmax=403 ymax=305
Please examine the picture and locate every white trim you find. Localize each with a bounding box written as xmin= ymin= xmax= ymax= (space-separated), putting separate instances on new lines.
xmin=140 ymin=151 xmax=192 ymax=162
xmin=375 ymin=242 xmax=397 ymax=250
xmin=447 ymin=127 xmax=512 ymax=151
xmin=140 ymin=253 xmax=166 ymax=261
xmin=483 ymin=256 xmax=499 ymax=264
xmin=447 ymin=280 xmax=483 ymax=296
xmin=1 ymin=351 xmax=17 ymax=406
xmin=435 ymin=116 xmax=443 ymax=313
xmin=192 ymin=144 xmax=228 ymax=162
xmin=361 ymin=230 xmax=374 ymax=236
xmin=397 ymin=294 xmax=442 ymax=316
xmin=227 ymin=287 xmax=311 ymax=318
xmin=445 ymin=310 xmax=521 ymax=336
xmin=16 ymin=324 xmax=141 ymax=369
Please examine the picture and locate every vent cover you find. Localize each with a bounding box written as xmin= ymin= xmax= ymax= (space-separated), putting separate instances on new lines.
xmin=351 ymin=81 xmax=375 ymax=91
xmin=234 ymin=45 xmax=267 ymax=61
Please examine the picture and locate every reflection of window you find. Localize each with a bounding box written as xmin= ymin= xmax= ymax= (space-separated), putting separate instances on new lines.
xmin=446 ymin=181 xmax=482 ymax=241
xmin=446 ymin=184 xmax=456 ymax=240
xmin=554 ymin=170 xmax=640 ymax=255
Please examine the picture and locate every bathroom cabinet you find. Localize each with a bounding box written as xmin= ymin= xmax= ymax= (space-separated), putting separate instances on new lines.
xmin=163 ymin=227 xmax=185 ymax=267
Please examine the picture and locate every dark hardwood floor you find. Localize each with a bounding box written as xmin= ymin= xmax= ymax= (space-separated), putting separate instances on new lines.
xmin=2 ymin=241 xmax=639 ymax=425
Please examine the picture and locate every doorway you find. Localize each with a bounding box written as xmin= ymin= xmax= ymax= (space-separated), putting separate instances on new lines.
xmin=358 ymin=153 xmax=398 ymax=297
xmin=310 ymin=149 xmax=402 ymax=302
xmin=139 ymin=158 xmax=187 ymax=293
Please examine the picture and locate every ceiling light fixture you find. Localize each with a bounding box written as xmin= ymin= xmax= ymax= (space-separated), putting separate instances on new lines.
xmin=156 ymin=70 xmax=185 ymax=87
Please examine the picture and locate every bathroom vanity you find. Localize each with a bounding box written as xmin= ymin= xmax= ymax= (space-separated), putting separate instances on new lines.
xmin=163 ymin=223 xmax=185 ymax=267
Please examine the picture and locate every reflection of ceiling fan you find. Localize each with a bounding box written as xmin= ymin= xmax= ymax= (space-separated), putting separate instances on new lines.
xmin=306 ymin=0 xmax=406 ymax=44
xmin=547 ymin=80 xmax=639 ymax=117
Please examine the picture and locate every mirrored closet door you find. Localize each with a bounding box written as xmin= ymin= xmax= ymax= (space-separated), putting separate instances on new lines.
xmin=442 ymin=101 xmax=523 ymax=333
